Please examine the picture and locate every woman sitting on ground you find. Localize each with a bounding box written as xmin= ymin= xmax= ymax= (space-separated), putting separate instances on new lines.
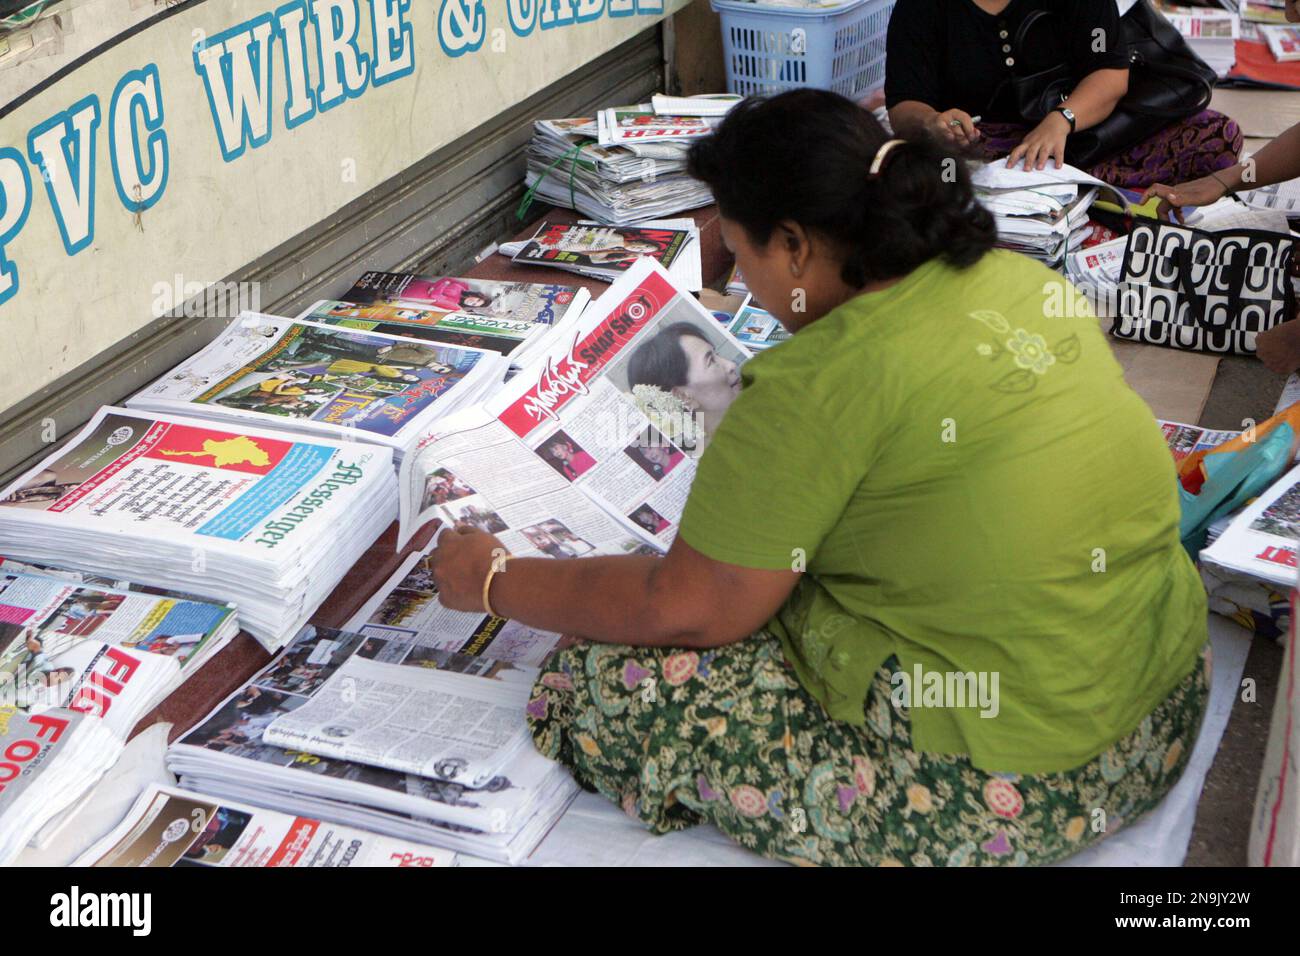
xmin=428 ymin=89 xmax=1209 ymax=867
xmin=885 ymin=0 xmax=1242 ymax=189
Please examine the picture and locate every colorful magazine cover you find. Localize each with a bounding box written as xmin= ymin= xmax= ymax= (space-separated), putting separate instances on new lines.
xmin=128 ymin=316 xmax=503 ymax=447
xmin=513 ymin=221 xmax=689 ymax=275
xmin=726 ymin=296 xmax=791 ymax=353
xmin=340 ymin=272 xmax=580 ymax=325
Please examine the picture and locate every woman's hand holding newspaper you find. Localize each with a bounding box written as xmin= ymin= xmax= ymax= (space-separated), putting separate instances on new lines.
xmin=428 ymin=523 xmax=508 ymax=613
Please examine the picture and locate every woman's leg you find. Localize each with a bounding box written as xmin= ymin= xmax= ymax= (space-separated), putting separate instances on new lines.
xmin=527 ymin=636 xmax=1212 ymax=866
xmin=1087 ymin=110 xmax=1243 ymax=191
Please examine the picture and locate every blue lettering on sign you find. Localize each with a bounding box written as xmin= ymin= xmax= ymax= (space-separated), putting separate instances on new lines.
xmin=438 ymin=0 xmax=486 ymax=57
xmin=26 ymin=94 xmax=100 ymax=257
xmin=0 ymin=0 xmax=670 ymax=314
xmin=108 ymin=64 xmax=169 ymax=213
xmin=0 ymin=148 xmax=33 ymax=307
xmin=191 ymin=14 xmax=277 ymax=162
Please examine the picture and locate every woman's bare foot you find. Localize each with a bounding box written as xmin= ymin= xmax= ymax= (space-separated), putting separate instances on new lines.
xmin=1256 ymin=320 xmax=1300 ymax=375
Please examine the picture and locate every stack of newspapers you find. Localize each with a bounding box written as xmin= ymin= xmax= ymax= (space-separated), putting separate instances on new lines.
xmin=74 ymin=784 xmax=458 ymax=868
xmin=501 ymin=218 xmax=703 ymax=291
xmin=297 ymin=270 xmax=591 ymax=370
xmin=1201 ymin=462 xmax=1300 ymax=591
xmin=0 ymin=561 xmax=240 ymax=864
xmin=125 ymin=314 xmax=508 ymax=464
xmin=969 ymin=160 xmax=1114 ymax=267
xmin=0 ymin=406 xmax=397 ymax=651
xmin=168 ymin=624 xmax=579 ymax=865
xmin=1161 ymin=4 xmax=1239 ymax=77
xmin=1065 ymin=235 xmax=1127 ymax=317
xmin=0 ymin=708 xmax=119 ymax=865
xmin=523 ymin=95 xmax=736 ymax=225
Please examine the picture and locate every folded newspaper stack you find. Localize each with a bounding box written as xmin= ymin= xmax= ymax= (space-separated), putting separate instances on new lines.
xmin=0 ymin=564 xmax=238 ymax=720
xmin=0 ymin=407 xmax=397 ymax=651
xmin=126 ymin=314 xmax=507 ymax=463
xmin=298 ymin=270 xmax=591 ymax=369
xmin=0 ymin=567 xmax=240 ymax=864
xmin=168 ymin=626 xmax=578 ymax=864
xmin=1162 ymin=5 xmax=1239 ymax=77
xmin=507 ymin=219 xmax=702 ymax=290
xmin=0 ymin=707 xmax=119 ymax=865
xmin=74 ymin=784 xmax=458 ymax=867
xmin=1200 ymin=463 xmax=1300 ymax=590
xmin=1066 ymin=235 xmax=1126 ymax=317
xmin=523 ymin=96 xmax=735 ymax=225
xmin=970 ymin=160 xmax=1120 ymax=267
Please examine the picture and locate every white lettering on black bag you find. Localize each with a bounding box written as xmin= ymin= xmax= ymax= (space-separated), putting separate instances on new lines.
xmin=1113 ymin=220 xmax=1296 ymax=354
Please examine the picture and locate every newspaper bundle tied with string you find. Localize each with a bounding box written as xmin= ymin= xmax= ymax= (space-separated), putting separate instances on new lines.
xmin=518 ymin=94 xmax=739 ymax=226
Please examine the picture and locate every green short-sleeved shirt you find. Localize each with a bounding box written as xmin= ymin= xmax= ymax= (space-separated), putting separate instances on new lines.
xmin=678 ymin=250 xmax=1207 ymax=775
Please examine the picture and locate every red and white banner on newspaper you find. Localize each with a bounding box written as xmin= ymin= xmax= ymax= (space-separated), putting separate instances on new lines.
xmin=498 ymin=269 xmax=676 ymax=439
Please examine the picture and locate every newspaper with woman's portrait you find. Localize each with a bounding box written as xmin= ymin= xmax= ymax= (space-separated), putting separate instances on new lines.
xmin=397 ymin=258 xmax=752 ymax=551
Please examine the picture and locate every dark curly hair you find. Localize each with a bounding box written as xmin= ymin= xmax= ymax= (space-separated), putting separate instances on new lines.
xmin=687 ymin=89 xmax=996 ymax=288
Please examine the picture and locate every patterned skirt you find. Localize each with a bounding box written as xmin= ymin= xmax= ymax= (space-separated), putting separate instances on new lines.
xmin=526 ymin=632 xmax=1211 ymax=866
xmin=975 ymin=109 xmax=1243 ymax=191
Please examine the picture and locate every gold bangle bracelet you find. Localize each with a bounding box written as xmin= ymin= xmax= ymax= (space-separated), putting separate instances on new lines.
xmin=482 ymin=554 xmax=511 ymax=618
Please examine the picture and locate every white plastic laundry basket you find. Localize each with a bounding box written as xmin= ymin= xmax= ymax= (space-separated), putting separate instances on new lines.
xmin=710 ymin=0 xmax=897 ymax=99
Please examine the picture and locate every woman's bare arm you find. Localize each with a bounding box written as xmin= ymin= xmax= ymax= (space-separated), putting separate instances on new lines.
xmin=428 ymin=526 xmax=799 ymax=649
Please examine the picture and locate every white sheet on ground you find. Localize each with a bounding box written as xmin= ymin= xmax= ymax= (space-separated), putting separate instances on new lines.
xmin=1059 ymin=614 xmax=1251 ymax=867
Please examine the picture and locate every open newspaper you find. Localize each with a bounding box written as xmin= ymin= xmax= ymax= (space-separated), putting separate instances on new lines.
xmin=260 ymin=626 xmax=536 ymax=787
xmin=344 ymin=538 xmax=562 ymax=667
xmin=0 ymin=406 xmax=397 ymax=649
xmin=127 ymin=314 xmax=505 ymax=459
xmin=398 ymin=258 xmax=752 ymax=551
xmin=169 ymin=626 xmax=578 ymax=863
xmin=74 ymin=784 xmax=457 ymax=868
xmin=1201 ymin=462 xmax=1300 ymax=587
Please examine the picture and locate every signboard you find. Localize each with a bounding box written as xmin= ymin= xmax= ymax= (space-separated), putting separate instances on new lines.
xmin=0 ymin=0 xmax=684 ymax=415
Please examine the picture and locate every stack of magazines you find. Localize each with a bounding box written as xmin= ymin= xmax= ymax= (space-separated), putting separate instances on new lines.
xmin=504 ymin=218 xmax=702 ymax=290
xmin=523 ymin=95 xmax=736 ymax=225
xmin=125 ymin=314 xmax=508 ymax=463
xmin=168 ymin=625 xmax=579 ymax=864
xmin=0 ymin=406 xmax=397 ymax=650
xmin=0 ymin=563 xmax=239 ymax=864
xmin=969 ymin=160 xmax=1116 ymax=267
xmin=298 ymin=270 xmax=591 ymax=370
xmin=74 ymin=784 xmax=458 ymax=868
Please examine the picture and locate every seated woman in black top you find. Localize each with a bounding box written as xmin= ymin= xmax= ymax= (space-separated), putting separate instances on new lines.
xmin=885 ymin=0 xmax=1241 ymax=189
